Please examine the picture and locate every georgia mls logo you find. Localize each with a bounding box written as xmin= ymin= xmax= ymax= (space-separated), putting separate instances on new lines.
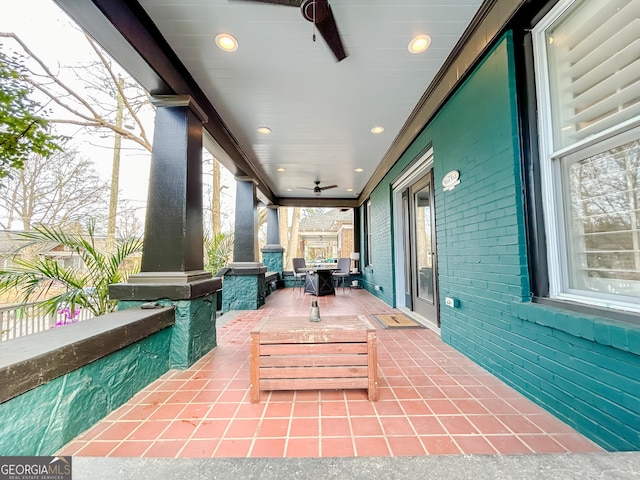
xmin=0 ymin=456 xmax=72 ymax=480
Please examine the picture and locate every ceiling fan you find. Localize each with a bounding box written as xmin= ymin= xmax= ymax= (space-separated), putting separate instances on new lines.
xmin=300 ymin=180 xmax=338 ymax=194
xmin=234 ymin=0 xmax=347 ymax=61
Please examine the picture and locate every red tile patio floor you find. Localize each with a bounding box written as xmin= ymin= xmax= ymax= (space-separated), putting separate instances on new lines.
xmin=58 ymin=288 xmax=603 ymax=458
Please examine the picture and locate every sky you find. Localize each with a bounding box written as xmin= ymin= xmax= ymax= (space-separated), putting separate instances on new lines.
xmin=0 ymin=0 xmax=237 ymax=233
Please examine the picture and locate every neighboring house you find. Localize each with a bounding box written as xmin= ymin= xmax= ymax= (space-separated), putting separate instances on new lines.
xmin=298 ymin=209 xmax=354 ymax=262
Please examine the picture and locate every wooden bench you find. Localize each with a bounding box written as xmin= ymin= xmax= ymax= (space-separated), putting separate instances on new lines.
xmin=250 ymin=315 xmax=378 ymax=402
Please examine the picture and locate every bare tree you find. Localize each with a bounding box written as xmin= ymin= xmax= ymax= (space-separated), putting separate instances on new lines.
xmin=0 ymin=148 xmax=109 ymax=230
xmin=0 ymin=32 xmax=152 ymax=246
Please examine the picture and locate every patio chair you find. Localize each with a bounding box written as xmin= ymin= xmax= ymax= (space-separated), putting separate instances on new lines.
xmin=332 ymin=257 xmax=351 ymax=293
xmin=292 ymin=257 xmax=307 ymax=292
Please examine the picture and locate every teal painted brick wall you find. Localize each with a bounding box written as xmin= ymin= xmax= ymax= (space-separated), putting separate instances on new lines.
xmin=222 ymin=274 xmax=265 ymax=311
xmin=365 ymin=32 xmax=640 ymax=451
xmin=0 ymin=329 xmax=171 ymax=455
xmin=119 ymin=294 xmax=217 ymax=369
xmin=262 ymin=251 xmax=283 ymax=276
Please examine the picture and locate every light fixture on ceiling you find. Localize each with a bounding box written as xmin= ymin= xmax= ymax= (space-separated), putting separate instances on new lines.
xmin=346 ymin=188 xmax=353 ymax=192
xmin=354 ymin=168 xmax=364 ymax=173
xmin=215 ymin=33 xmax=238 ymax=52
xmin=408 ymin=35 xmax=431 ymax=54
xmin=277 ymin=167 xmax=285 ymax=172
xmin=257 ymin=126 xmax=272 ymax=135
xmin=286 ymin=188 xmax=293 ymax=192
xmin=371 ymin=126 xmax=384 ymax=134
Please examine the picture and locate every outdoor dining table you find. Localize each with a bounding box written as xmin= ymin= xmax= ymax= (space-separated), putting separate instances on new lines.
xmin=303 ymin=267 xmax=337 ymax=296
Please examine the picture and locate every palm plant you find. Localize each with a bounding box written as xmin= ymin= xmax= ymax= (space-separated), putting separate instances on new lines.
xmin=0 ymin=223 xmax=142 ymax=317
xmin=204 ymin=232 xmax=234 ymax=276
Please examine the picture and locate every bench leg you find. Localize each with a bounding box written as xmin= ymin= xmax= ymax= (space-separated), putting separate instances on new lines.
xmin=250 ymin=332 xmax=260 ymax=403
xmin=367 ymin=331 xmax=378 ymax=401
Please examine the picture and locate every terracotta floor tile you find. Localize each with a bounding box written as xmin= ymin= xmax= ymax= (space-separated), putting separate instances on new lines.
xmin=178 ymin=439 xmax=218 ymax=457
xmin=408 ymin=416 xmax=446 ymax=436
xmin=454 ymin=399 xmax=490 ymax=415
xmin=207 ymin=403 xmax=239 ymax=419
xmin=453 ymin=435 xmax=497 ymax=454
xmin=552 ymin=434 xmax=603 ymax=453
xmin=497 ymin=415 xmax=544 ymax=434
xmin=217 ymin=389 xmax=248 ymax=403
xmin=353 ymin=437 xmax=390 ymax=457
xmin=224 ymin=418 xmax=260 ymax=438
xmin=250 ymin=438 xmax=286 ymax=457
xmin=421 ymin=435 xmax=462 ymax=455
xmin=373 ymin=400 xmax=404 ymax=416
xmin=387 ymin=436 xmax=426 ymax=456
xmin=380 ymin=416 xmax=413 ymax=436
xmin=143 ymin=440 xmax=186 ymax=457
xmin=109 ymin=441 xmax=153 ymax=457
xmin=351 ymin=417 xmax=384 ymax=436
xmin=159 ymin=419 xmax=199 ymax=439
xmin=290 ymin=418 xmax=320 ymax=437
xmin=292 ymin=402 xmax=320 ymax=418
xmin=95 ymin=421 xmax=141 ymax=441
xmin=399 ymin=400 xmax=431 ymax=415
xmin=234 ymin=402 xmax=266 ymax=419
xmin=57 ymin=441 xmax=86 ymax=456
xmin=265 ymin=402 xmax=293 ymax=417
xmin=257 ymin=418 xmax=290 ymax=437
xmin=167 ymin=390 xmax=200 ymax=404
xmin=179 ymin=403 xmax=212 ymax=420
xmin=488 ymin=435 xmax=533 ymax=454
xmin=347 ymin=401 xmax=377 ymax=416
xmin=438 ymin=416 xmax=479 ymax=435
xmin=76 ymin=441 xmax=119 ymax=456
xmin=214 ymin=439 xmax=250 ymax=457
xmin=320 ymin=401 xmax=348 ymax=416
xmin=519 ymin=435 xmax=568 ymax=453
xmin=321 ymin=437 xmax=354 ymax=457
xmin=192 ymin=419 xmax=229 ymax=439
xmin=426 ymin=399 xmax=461 ymax=415
xmin=286 ymin=438 xmax=320 ymax=457
xmin=128 ymin=420 xmax=171 ymax=441
xmin=321 ymin=417 xmax=351 ymax=437
xmin=148 ymin=404 xmax=186 ymax=420
xmin=467 ymin=415 xmax=511 ymax=435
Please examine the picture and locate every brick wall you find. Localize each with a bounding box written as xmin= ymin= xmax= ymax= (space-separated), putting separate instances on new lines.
xmin=364 ymin=33 xmax=640 ymax=451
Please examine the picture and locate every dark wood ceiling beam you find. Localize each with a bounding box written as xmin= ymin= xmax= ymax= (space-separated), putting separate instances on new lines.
xmin=54 ymin=0 xmax=276 ymax=204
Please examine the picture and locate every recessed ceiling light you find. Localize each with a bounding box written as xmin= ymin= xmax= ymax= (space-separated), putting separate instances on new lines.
xmin=286 ymin=188 xmax=293 ymax=192
xmin=408 ymin=35 xmax=431 ymax=54
xmin=277 ymin=167 xmax=285 ymax=172
xmin=346 ymin=188 xmax=353 ymax=192
xmin=371 ymin=126 xmax=384 ymax=134
xmin=215 ymin=33 xmax=238 ymax=52
xmin=257 ymin=127 xmax=271 ymax=135
xmin=354 ymin=168 xmax=364 ymax=173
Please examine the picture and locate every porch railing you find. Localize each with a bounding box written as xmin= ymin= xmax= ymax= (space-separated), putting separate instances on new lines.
xmin=0 ymin=302 xmax=94 ymax=342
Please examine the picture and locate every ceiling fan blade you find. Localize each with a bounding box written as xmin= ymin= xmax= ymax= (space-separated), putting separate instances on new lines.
xmin=319 ymin=184 xmax=338 ymax=190
xmin=231 ymin=0 xmax=301 ymax=6
xmin=315 ymin=1 xmax=347 ymax=61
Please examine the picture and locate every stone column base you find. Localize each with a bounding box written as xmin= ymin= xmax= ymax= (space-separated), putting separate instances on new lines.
xmin=222 ymin=262 xmax=267 ymax=312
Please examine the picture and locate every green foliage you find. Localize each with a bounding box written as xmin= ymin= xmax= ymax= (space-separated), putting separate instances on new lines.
xmin=0 ymin=223 xmax=142 ymax=316
xmin=204 ymin=232 xmax=233 ymax=276
xmin=0 ymin=48 xmax=62 ymax=178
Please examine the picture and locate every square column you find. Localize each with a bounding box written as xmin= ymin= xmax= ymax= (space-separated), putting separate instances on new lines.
xmin=109 ymin=95 xmax=219 ymax=369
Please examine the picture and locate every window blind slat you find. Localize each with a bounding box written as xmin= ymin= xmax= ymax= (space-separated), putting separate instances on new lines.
xmin=568 ymin=38 xmax=640 ymax=95
xmin=567 ymin=70 xmax=640 ymax=122
xmin=565 ymin=100 xmax=640 ymax=141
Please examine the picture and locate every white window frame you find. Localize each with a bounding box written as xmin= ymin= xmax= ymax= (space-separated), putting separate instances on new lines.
xmin=533 ymin=0 xmax=640 ymax=313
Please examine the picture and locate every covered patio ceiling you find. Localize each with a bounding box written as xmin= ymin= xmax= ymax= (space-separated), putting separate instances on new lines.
xmin=52 ymin=0 xmax=510 ymax=207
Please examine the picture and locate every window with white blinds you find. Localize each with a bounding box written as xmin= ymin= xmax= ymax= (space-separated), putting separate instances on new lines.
xmin=545 ymin=0 xmax=640 ymax=150
xmin=534 ymin=0 xmax=640 ymax=312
